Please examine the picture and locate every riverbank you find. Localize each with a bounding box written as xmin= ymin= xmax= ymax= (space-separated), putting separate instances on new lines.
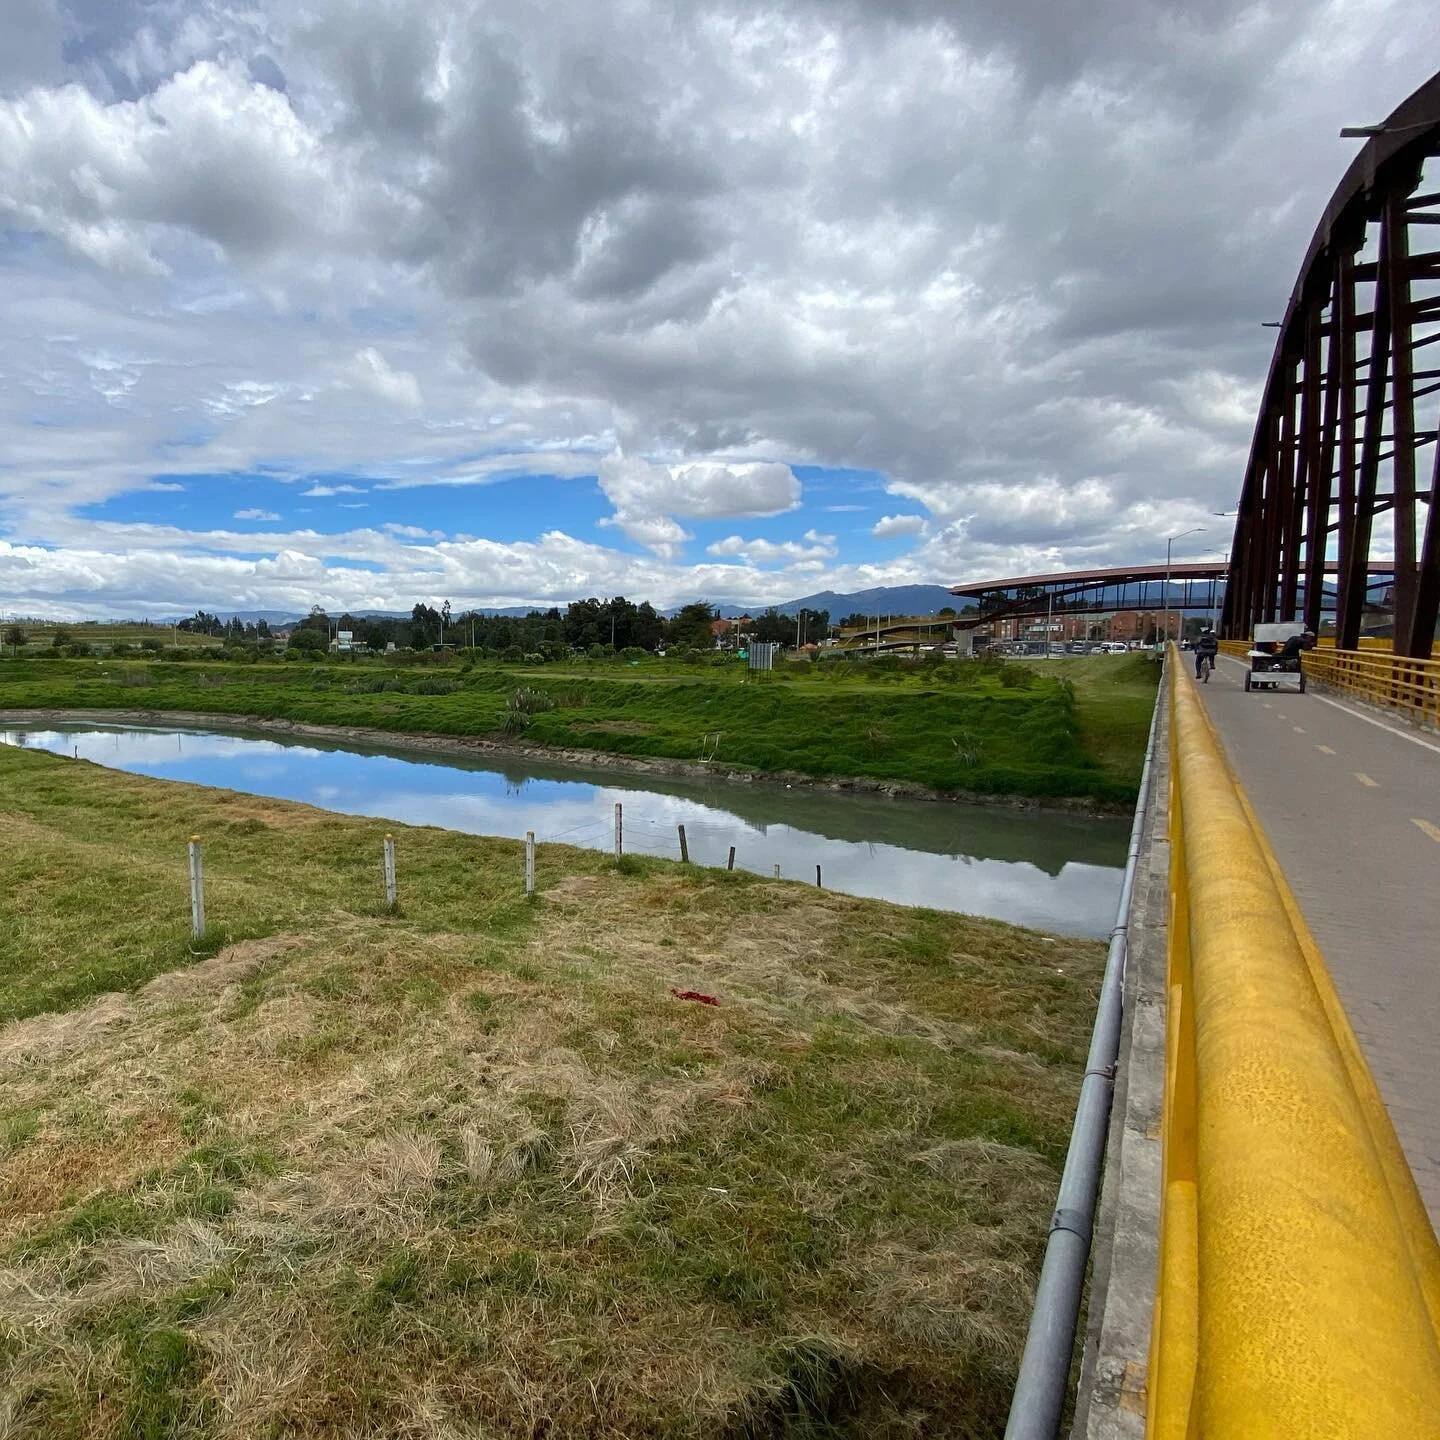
xmin=0 ymin=705 xmax=1133 ymax=814
xmin=0 ymin=652 xmax=1159 ymax=806
xmin=0 ymin=743 xmax=1103 ymax=1436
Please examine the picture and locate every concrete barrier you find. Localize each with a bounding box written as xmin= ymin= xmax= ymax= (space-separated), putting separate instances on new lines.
xmin=1150 ymin=659 xmax=1440 ymax=1437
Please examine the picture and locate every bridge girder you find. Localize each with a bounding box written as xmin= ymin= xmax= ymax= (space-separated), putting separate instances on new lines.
xmin=1224 ymin=70 xmax=1440 ymax=655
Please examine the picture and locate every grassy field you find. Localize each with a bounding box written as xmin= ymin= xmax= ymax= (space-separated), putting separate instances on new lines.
xmin=1016 ymin=656 xmax=1160 ymax=793
xmin=3 ymin=622 xmax=221 ymax=651
xmin=0 ymin=744 xmax=1104 ymax=1438
xmin=0 ymin=651 xmax=1159 ymax=804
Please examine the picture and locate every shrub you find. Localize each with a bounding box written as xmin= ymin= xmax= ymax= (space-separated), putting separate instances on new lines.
xmin=620 ymin=646 xmax=648 ymax=662
xmin=502 ymin=686 xmax=556 ymax=735
xmin=501 ymin=645 xmax=524 ymax=663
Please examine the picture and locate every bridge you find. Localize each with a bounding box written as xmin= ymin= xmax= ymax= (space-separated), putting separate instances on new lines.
xmin=948 ymin=561 xmax=1397 ymax=636
xmin=999 ymin=68 xmax=1440 ymax=1440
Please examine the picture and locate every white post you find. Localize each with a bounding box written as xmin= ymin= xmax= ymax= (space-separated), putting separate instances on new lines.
xmin=188 ymin=836 xmax=206 ymax=940
xmin=614 ymin=802 xmax=622 ymax=859
xmin=525 ymin=831 xmax=536 ymax=896
xmin=383 ymin=834 xmax=397 ymax=908
xmin=773 ymin=863 xmax=781 ymax=880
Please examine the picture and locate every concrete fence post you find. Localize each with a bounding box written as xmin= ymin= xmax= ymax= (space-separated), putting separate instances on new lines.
xmin=677 ymin=824 xmax=689 ymax=863
xmin=614 ymin=802 xmax=623 ymax=860
xmin=773 ymin=863 xmax=780 ymax=880
xmin=525 ymin=831 xmax=536 ymax=896
xmin=383 ymin=834 xmax=397 ymax=908
xmin=187 ymin=836 xmax=206 ymax=940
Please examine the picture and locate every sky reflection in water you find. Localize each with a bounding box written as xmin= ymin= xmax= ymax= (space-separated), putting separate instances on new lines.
xmin=2 ymin=725 xmax=1129 ymax=937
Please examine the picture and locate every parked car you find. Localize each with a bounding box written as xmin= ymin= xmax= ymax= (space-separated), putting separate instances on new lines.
xmin=1100 ymin=641 xmax=1130 ymax=653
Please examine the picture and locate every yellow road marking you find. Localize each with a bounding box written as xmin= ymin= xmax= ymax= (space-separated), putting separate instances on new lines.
xmin=1316 ymin=744 xmax=1336 ymax=755
xmin=1354 ymin=772 xmax=1379 ymax=787
xmin=1413 ymin=818 xmax=1440 ymax=844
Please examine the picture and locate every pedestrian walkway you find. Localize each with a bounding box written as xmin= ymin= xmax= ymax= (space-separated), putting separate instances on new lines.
xmin=1201 ymin=655 xmax=1440 ymax=1226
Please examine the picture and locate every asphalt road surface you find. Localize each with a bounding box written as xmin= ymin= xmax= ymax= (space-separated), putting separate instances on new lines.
xmin=1200 ymin=653 xmax=1440 ymax=1228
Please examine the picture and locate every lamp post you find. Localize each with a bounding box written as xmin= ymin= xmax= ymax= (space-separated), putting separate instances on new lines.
xmin=1164 ymin=527 xmax=1205 ymax=648
xmin=1339 ymin=120 xmax=1433 ymax=138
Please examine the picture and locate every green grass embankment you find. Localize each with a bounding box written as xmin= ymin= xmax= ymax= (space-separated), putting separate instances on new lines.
xmin=0 ymin=743 xmax=1104 ymax=1437
xmin=0 ymin=652 xmax=1159 ymax=804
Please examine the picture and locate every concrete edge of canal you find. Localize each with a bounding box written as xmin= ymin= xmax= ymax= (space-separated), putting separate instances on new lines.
xmin=1068 ymin=685 xmax=1168 ymax=1439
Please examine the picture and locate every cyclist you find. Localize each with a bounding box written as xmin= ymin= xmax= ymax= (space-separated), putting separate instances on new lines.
xmin=1194 ymin=625 xmax=1219 ymax=680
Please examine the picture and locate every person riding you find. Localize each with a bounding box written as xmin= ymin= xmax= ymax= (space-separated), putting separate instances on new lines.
xmin=1194 ymin=625 xmax=1219 ymax=678
xmin=1274 ymin=629 xmax=1315 ymax=668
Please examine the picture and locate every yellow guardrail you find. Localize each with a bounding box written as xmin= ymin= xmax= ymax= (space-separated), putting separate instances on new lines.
xmin=1302 ymin=646 xmax=1440 ymax=728
xmin=1216 ymin=639 xmax=1440 ymax=726
xmin=1149 ymin=656 xmax=1440 ymax=1438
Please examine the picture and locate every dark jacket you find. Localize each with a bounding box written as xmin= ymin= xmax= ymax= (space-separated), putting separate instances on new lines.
xmin=1196 ymin=632 xmax=1219 ymax=657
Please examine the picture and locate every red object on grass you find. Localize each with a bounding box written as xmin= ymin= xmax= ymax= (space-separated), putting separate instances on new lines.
xmin=670 ymin=988 xmax=719 ymax=1006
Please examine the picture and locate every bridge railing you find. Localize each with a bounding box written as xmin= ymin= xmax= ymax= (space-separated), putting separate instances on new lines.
xmin=1301 ymin=647 xmax=1440 ymax=729
xmin=1216 ymin=640 xmax=1440 ymax=728
xmin=1151 ymin=658 xmax=1440 ymax=1436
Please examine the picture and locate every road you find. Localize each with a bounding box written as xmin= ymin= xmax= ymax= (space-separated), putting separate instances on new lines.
xmin=1199 ymin=653 xmax=1440 ymax=1227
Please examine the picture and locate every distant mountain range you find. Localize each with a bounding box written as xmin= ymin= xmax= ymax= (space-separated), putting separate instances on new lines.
xmin=154 ymin=585 xmax=961 ymax=627
xmin=719 ymin=585 xmax=960 ymax=619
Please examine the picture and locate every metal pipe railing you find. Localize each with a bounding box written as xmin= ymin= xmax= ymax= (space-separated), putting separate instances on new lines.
xmin=1003 ymin=658 xmax=1164 ymax=1440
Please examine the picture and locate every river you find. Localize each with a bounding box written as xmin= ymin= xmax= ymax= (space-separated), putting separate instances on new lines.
xmin=1 ymin=723 xmax=1131 ymax=937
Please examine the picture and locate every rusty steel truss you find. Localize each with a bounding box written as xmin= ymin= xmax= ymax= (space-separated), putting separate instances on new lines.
xmin=1223 ymin=70 xmax=1440 ymax=654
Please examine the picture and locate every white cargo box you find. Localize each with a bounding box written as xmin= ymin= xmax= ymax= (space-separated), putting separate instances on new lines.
xmin=1252 ymin=621 xmax=1305 ymax=644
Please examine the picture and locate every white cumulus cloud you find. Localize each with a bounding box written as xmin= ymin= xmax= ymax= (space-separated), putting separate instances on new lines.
xmin=349 ymin=349 xmax=423 ymax=411
xmin=598 ymin=453 xmax=800 ymax=555
xmin=872 ymin=513 xmax=927 ymax=539
xmin=234 ymin=508 xmax=281 ymax=521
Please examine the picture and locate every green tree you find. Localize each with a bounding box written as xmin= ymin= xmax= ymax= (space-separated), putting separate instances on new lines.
xmin=3 ymin=625 xmax=26 ymax=656
xmin=410 ymin=603 xmax=441 ymax=648
xmin=50 ymin=627 xmax=73 ymax=649
xmin=665 ymin=602 xmax=716 ymax=651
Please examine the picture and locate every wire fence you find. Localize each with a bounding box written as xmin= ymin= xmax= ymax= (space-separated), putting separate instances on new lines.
xmin=181 ymin=800 xmax=823 ymax=938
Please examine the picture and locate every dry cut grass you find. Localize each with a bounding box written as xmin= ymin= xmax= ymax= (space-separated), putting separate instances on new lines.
xmin=0 ymin=745 xmax=1105 ymax=1438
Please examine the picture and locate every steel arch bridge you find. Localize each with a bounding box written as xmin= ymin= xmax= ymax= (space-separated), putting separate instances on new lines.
xmin=1221 ymin=69 xmax=1440 ymax=655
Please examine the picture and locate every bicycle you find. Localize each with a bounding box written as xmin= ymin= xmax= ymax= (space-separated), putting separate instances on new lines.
xmin=1197 ymin=653 xmax=1215 ymax=683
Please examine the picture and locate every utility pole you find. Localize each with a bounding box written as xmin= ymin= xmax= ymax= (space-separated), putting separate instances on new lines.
xmin=1164 ymin=528 xmax=1205 ymax=648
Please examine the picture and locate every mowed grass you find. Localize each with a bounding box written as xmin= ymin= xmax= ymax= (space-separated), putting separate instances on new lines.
xmin=0 ymin=651 xmax=1158 ymax=803
xmin=0 ymin=745 xmax=1105 ymax=1437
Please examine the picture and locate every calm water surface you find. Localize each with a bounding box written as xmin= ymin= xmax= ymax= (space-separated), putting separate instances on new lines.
xmin=2 ymin=724 xmax=1130 ymax=936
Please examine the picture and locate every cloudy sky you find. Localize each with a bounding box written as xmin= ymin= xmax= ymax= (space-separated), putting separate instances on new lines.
xmin=1 ymin=0 xmax=1436 ymax=618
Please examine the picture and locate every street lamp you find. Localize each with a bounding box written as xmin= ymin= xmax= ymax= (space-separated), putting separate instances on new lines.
xmin=1164 ymin=527 xmax=1205 ymax=648
xmin=1339 ymin=120 xmax=1432 ymax=138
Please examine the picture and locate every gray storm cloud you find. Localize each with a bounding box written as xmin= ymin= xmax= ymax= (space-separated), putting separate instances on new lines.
xmin=0 ymin=0 xmax=1435 ymax=614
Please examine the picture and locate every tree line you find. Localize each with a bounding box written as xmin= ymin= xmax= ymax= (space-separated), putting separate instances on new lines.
xmin=278 ymin=599 xmax=834 ymax=657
